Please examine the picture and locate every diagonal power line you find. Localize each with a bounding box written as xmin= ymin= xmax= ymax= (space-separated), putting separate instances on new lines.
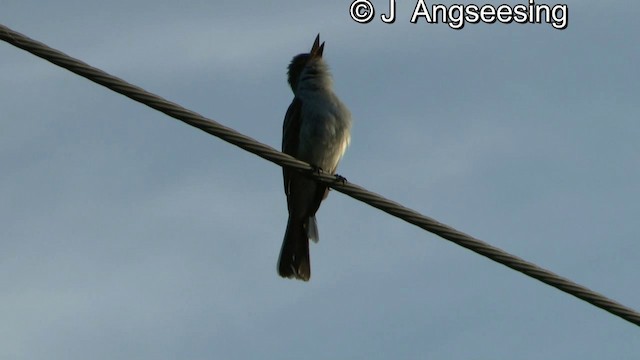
xmin=1 ymin=23 xmax=639 ymax=327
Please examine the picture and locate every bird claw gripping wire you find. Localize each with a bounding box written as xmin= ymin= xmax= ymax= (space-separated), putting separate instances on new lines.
xmin=309 ymin=165 xmax=347 ymax=185
xmin=310 ymin=165 xmax=324 ymax=175
xmin=334 ymin=173 xmax=347 ymax=185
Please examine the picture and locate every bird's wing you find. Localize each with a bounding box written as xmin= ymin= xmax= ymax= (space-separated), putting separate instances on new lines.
xmin=282 ymin=97 xmax=302 ymax=195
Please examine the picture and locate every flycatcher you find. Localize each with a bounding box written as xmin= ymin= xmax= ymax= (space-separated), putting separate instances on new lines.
xmin=278 ymin=34 xmax=352 ymax=281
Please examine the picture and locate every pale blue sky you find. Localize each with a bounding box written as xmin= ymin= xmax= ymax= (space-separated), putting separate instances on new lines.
xmin=2 ymin=1 xmax=639 ymax=359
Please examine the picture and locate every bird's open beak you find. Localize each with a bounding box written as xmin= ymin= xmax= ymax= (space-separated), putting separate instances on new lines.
xmin=310 ymin=34 xmax=325 ymax=59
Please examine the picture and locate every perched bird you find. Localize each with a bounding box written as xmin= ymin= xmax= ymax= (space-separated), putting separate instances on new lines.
xmin=278 ymin=34 xmax=352 ymax=281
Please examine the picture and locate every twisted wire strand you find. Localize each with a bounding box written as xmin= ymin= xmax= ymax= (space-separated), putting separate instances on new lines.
xmin=2 ymin=24 xmax=639 ymax=327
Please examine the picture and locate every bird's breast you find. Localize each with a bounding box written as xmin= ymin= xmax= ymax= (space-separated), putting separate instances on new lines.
xmin=297 ymin=93 xmax=352 ymax=172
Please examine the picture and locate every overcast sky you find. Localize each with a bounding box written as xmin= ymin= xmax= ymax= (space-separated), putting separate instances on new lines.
xmin=2 ymin=1 xmax=639 ymax=359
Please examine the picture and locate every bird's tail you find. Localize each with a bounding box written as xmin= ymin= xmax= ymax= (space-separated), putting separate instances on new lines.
xmin=278 ymin=216 xmax=311 ymax=281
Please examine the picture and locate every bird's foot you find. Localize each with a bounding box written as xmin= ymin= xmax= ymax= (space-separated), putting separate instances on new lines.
xmin=334 ymin=173 xmax=347 ymax=184
xmin=310 ymin=165 xmax=324 ymax=175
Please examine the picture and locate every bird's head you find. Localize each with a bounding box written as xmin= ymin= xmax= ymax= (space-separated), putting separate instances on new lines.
xmin=287 ymin=34 xmax=325 ymax=92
